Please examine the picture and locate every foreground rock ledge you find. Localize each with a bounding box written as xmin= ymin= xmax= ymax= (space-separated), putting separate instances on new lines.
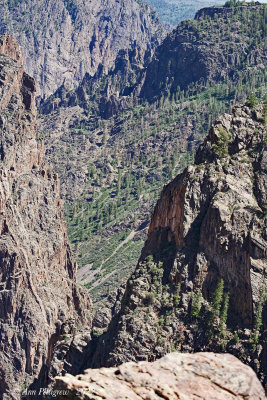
xmin=54 ymin=352 xmax=266 ymax=399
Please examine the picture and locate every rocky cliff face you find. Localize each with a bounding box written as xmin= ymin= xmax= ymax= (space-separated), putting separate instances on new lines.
xmin=40 ymin=45 xmax=153 ymax=118
xmin=0 ymin=35 xmax=92 ymax=399
xmin=140 ymin=3 xmax=266 ymax=101
xmin=42 ymin=3 xmax=267 ymax=118
xmin=55 ymin=352 xmax=266 ymax=400
xmin=0 ymin=0 xmax=165 ymax=99
xmin=92 ymin=104 xmax=267 ymax=385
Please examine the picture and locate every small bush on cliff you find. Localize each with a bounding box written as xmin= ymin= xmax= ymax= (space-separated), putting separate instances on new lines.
xmin=144 ymin=292 xmax=156 ymax=306
xmin=233 ymin=332 xmax=239 ymax=343
xmin=213 ymin=127 xmax=231 ymax=158
xmin=173 ymin=282 xmax=181 ymax=308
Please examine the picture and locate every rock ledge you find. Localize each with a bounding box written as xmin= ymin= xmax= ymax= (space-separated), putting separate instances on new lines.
xmin=55 ymin=352 xmax=266 ymax=399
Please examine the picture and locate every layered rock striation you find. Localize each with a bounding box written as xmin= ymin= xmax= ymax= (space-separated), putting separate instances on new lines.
xmin=92 ymin=104 xmax=267 ymax=384
xmin=0 ymin=35 xmax=92 ymax=399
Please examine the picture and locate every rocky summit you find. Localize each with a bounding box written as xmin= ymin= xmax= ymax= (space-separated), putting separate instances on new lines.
xmin=92 ymin=103 xmax=267 ymax=386
xmin=0 ymin=35 xmax=92 ymax=399
xmin=0 ymin=0 xmax=165 ymax=99
xmin=55 ymin=352 xmax=266 ymax=400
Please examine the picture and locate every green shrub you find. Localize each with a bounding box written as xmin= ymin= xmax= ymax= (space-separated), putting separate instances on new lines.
xmin=173 ymin=283 xmax=181 ymax=308
xmin=213 ymin=127 xmax=231 ymax=158
xmin=144 ymin=292 xmax=156 ymax=306
xmin=247 ymin=93 xmax=259 ymax=109
xmin=233 ymin=332 xmax=239 ymax=343
xmin=219 ymin=293 xmax=229 ymax=338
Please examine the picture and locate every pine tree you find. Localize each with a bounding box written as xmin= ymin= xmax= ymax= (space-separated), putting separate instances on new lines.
xmin=219 ymin=293 xmax=229 ymax=337
xmin=251 ymin=286 xmax=267 ymax=347
xmin=247 ymin=93 xmax=259 ymax=108
xmin=211 ymin=279 xmax=224 ymax=321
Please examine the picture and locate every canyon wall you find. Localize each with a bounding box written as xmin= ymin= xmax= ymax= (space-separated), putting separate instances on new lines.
xmin=0 ymin=0 xmax=165 ymax=99
xmin=0 ymin=35 xmax=92 ymax=399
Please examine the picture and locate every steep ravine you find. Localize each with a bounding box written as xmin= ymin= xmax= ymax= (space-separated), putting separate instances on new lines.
xmin=91 ymin=103 xmax=267 ymax=386
xmin=0 ymin=33 xmax=266 ymax=400
xmin=0 ymin=35 xmax=92 ymax=400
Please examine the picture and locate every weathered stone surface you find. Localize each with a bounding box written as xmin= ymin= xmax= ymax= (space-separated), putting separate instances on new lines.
xmin=54 ymin=352 xmax=266 ymax=399
xmin=0 ymin=36 xmax=92 ymax=399
xmin=0 ymin=0 xmax=165 ymax=99
xmin=0 ymin=35 xmax=23 ymax=64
